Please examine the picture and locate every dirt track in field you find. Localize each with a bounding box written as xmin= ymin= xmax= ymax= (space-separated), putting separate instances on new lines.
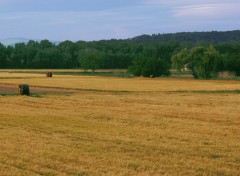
xmin=0 ymin=84 xmax=80 ymax=95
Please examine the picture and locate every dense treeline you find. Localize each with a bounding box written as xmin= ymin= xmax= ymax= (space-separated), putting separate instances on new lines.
xmin=131 ymin=30 xmax=240 ymax=44
xmin=0 ymin=31 xmax=240 ymax=79
xmin=0 ymin=39 xmax=179 ymax=70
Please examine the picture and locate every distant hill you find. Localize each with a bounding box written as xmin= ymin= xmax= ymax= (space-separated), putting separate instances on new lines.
xmin=0 ymin=38 xmax=30 ymax=46
xmin=131 ymin=30 xmax=240 ymax=44
xmin=0 ymin=38 xmax=61 ymax=46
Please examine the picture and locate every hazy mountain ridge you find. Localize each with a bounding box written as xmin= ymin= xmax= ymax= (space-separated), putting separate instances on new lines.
xmin=0 ymin=38 xmax=61 ymax=46
xmin=0 ymin=38 xmax=30 ymax=46
xmin=1 ymin=30 xmax=240 ymax=46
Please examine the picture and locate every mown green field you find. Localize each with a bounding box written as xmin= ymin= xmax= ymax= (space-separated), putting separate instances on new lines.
xmin=0 ymin=70 xmax=240 ymax=175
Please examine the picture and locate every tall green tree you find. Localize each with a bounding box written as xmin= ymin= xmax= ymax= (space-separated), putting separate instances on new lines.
xmin=171 ymin=48 xmax=189 ymax=72
xmin=216 ymin=41 xmax=240 ymax=76
xmin=172 ymin=45 xmax=223 ymax=79
xmin=78 ymin=48 xmax=104 ymax=72
xmin=0 ymin=43 xmax=7 ymax=68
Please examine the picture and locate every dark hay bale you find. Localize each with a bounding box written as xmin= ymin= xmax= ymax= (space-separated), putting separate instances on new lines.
xmin=46 ymin=72 xmax=53 ymax=77
xmin=19 ymin=84 xmax=30 ymax=96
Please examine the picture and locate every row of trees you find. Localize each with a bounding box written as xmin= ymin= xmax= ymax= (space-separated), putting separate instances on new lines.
xmin=0 ymin=39 xmax=240 ymax=79
xmin=0 ymin=39 xmax=179 ymax=70
xmin=0 ymin=40 xmax=136 ymax=69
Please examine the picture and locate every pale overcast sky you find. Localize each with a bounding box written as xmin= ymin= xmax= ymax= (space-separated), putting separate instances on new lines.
xmin=0 ymin=0 xmax=239 ymax=41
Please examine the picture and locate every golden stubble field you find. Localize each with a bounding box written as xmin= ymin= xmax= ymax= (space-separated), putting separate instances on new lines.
xmin=0 ymin=71 xmax=240 ymax=175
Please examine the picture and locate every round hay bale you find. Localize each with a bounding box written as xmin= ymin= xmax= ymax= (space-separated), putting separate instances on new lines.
xmin=46 ymin=72 xmax=52 ymax=77
xmin=19 ymin=84 xmax=30 ymax=96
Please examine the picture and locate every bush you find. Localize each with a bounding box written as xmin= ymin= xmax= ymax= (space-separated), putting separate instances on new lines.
xmin=128 ymin=56 xmax=170 ymax=77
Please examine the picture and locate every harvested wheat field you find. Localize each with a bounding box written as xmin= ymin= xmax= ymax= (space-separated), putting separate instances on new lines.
xmin=1 ymin=72 xmax=240 ymax=92
xmin=0 ymin=71 xmax=240 ymax=175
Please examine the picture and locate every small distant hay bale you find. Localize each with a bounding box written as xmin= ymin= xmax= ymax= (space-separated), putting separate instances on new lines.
xmin=19 ymin=84 xmax=30 ymax=96
xmin=46 ymin=72 xmax=53 ymax=77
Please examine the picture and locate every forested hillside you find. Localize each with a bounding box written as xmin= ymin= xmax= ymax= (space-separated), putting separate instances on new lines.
xmin=131 ymin=30 xmax=240 ymax=44
xmin=0 ymin=30 xmax=240 ymax=79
